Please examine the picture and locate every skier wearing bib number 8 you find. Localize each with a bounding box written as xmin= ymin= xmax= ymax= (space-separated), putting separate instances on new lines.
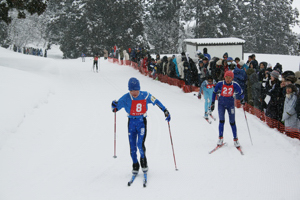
xmin=111 ymin=77 xmax=170 ymax=178
xmin=210 ymin=71 xmax=245 ymax=148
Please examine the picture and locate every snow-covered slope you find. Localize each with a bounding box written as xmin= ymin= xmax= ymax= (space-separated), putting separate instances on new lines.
xmin=0 ymin=47 xmax=300 ymax=200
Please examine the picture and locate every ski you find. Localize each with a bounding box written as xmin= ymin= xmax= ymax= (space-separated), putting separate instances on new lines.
xmin=209 ymin=114 xmax=216 ymax=121
xmin=128 ymin=174 xmax=137 ymax=186
xmin=209 ymin=142 xmax=227 ymax=154
xmin=204 ymin=116 xmax=211 ymax=124
xmin=143 ymin=173 xmax=147 ymax=187
xmin=236 ymin=146 xmax=244 ymax=155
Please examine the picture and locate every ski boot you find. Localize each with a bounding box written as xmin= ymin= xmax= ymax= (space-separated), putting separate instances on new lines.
xmin=234 ymin=138 xmax=240 ymax=148
xmin=217 ymin=136 xmax=224 ymax=146
xmin=204 ymin=112 xmax=209 ymax=120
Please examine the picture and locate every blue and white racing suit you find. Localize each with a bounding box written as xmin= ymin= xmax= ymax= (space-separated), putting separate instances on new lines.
xmin=212 ymin=81 xmax=244 ymax=138
xmin=115 ymin=91 xmax=166 ymax=167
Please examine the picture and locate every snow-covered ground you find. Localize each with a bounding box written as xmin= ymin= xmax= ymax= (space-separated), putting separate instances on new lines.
xmin=0 ymin=47 xmax=300 ymax=200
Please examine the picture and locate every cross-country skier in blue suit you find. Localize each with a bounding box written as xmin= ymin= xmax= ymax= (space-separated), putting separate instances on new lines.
xmin=198 ymin=75 xmax=216 ymax=119
xmin=210 ymin=71 xmax=245 ymax=147
xmin=111 ymin=77 xmax=170 ymax=175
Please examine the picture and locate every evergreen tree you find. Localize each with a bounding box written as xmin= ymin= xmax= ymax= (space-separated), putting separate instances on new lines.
xmin=144 ymin=0 xmax=183 ymax=54
xmin=237 ymin=0 xmax=299 ymax=54
xmin=0 ymin=0 xmax=48 ymax=24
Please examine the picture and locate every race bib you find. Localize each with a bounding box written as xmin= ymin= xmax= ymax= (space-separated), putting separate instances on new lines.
xmin=206 ymin=84 xmax=214 ymax=89
xmin=221 ymin=84 xmax=234 ymax=97
xmin=130 ymin=99 xmax=147 ymax=116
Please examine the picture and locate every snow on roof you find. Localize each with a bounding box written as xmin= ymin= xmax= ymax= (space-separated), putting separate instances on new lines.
xmin=184 ymin=37 xmax=245 ymax=45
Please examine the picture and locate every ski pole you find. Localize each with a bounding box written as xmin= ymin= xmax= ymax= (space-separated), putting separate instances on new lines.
xmin=167 ymin=121 xmax=178 ymax=171
xmin=113 ymin=109 xmax=117 ymax=158
xmin=243 ymin=106 xmax=253 ymax=145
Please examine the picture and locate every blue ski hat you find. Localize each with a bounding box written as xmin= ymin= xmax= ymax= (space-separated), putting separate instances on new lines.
xmin=128 ymin=77 xmax=140 ymax=91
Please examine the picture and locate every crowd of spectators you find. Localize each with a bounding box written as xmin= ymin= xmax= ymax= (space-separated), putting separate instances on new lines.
xmin=109 ymin=45 xmax=300 ymax=132
xmin=13 ymin=44 xmax=47 ymax=57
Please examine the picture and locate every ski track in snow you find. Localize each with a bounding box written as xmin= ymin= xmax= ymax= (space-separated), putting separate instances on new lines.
xmin=0 ymin=47 xmax=300 ymax=200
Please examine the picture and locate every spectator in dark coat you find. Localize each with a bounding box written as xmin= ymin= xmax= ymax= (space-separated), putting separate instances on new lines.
xmin=266 ymin=70 xmax=284 ymax=121
xmin=273 ymin=63 xmax=283 ymax=74
xmin=203 ymin=48 xmax=211 ymax=61
xmin=215 ymin=59 xmax=224 ymax=82
xmin=246 ymin=63 xmax=256 ymax=106
xmin=250 ymin=73 xmax=262 ymax=109
xmin=258 ymin=62 xmax=267 ymax=82
xmin=250 ymin=54 xmax=259 ymax=71
xmin=261 ymin=68 xmax=272 ymax=111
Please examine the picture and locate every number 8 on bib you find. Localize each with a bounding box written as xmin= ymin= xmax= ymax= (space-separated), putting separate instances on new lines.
xmin=130 ymin=99 xmax=147 ymax=116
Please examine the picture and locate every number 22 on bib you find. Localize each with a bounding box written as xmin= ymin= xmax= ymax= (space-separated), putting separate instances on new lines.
xmin=130 ymin=99 xmax=147 ymax=116
xmin=221 ymin=84 xmax=234 ymax=97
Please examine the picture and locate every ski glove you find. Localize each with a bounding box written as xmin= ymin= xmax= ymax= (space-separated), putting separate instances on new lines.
xmin=111 ymin=100 xmax=118 ymax=112
xmin=164 ymin=109 xmax=171 ymax=122
xmin=240 ymin=98 xmax=246 ymax=105
xmin=210 ymin=102 xmax=215 ymax=112
xmin=198 ymin=94 xmax=201 ymax=99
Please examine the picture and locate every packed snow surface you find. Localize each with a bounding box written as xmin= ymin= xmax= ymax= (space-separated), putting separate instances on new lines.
xmin=0 ymin=47 xmax=300 ymax=200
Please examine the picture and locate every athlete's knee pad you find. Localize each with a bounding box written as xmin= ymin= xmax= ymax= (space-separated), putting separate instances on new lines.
xmin=230 ymin=121 xmax=236 ymax=126
xmin=220 ymin=120 xmax=225 ymax=123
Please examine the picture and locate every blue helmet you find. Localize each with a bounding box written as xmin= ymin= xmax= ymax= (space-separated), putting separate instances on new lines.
xmin=128 ymin=77 xmax=140 ymax=91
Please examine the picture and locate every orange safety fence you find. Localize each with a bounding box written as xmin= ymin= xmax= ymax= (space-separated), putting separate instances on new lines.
xmin=236 ymin=99 xmax=300 ymax=140
xmin=108 ymin=57 xmax=300 ymax=140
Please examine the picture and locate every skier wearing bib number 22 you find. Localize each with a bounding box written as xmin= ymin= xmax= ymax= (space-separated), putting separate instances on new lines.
xmin=210 ymin=71 xmax=245 ymax=148
xmin=111 ymin=77 xmax=170 ymax=176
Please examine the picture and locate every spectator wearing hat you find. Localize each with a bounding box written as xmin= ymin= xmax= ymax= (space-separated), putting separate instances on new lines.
xmin=215 ymin=59 xmax=224 ymax=82
xmin=239 ymin=60 xmax=249 ymax=72
xmin=282 ymin=84 xmax=299 ymax=131
xmin=266 ymin=70 xmax=284 ymax=121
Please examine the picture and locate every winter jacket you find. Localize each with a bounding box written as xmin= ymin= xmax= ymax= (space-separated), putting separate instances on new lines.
xmin=246 ymin=68 xmax=255 ymax=106
xmin=250 ymin=73 xmax=262 ymax=109
xmin=198 ymin=62 xmax=207 ymax=79
xmin=119 ymin=47 xmax=124 ymax=59
xmin=177 ymin=57 xmax=184 ymax=79
xmin=172 ymin=58 xmax=180 ymax=78
xmin=282 ymin=93 xmax=299 ymax=130
xmin=167 ymin=57 xmax=176 ymax=78
xmin=266 ymin=80 xmax=284 ymax=121
xmin=103 ymin=49 xmax=108 ymax=58
xmin=233 ymin=66 xmax=247 ymax=98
